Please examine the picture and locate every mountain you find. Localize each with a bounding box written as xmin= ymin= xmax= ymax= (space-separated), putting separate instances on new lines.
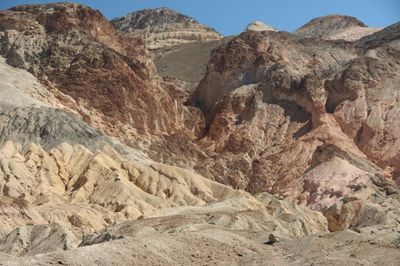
xmin=188 ymin=26 xmax=400 ymax=200
xmin=295 ymin=14 xmax=382 ymax=41
xmin=0 ymin=3 xmax=204 ymax=147
xmin=111 ymin=7 xmax=222 ymax=49
xmin=245 ymin=20 xmax=277 ymax=32
xmin=1 ymin=3 xmax=400 ymax=265
xmin=0 ymin=3 xmax=326 ymax=263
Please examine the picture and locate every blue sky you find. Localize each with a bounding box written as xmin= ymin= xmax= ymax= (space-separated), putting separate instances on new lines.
xmin=1 ymin=0 xmax=399 ymax=35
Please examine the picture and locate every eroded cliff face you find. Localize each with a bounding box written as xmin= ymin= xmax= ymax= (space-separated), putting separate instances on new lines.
xmin=0 ymin=3 xmax=400 ymax=264
xmin=188 ymin=22 xmax=400 ymax=211
xmin=0 ymin=50 xmax=329 ymax=259
xmin=187 ymin=30 xmax=359 ymax=199
xmin=0 ymin=3 xmax=202 ymax=145
xmin=0 ymin=4 xmax=331 ymax=261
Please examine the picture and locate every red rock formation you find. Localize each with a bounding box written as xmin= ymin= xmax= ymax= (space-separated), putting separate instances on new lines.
xmin=0 ymin=3 xmax=200 ymax=141
xmin=0 ymin=4 xmax=400 ymax=262
xmin=1 ymin=3 xmax=399 ymax=213
xmin=188 ymin=24 xmax=400 ymax=209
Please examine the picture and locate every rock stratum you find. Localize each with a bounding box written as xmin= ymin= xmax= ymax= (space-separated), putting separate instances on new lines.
xmin=0 ymin=3 xmax=399 ymax=265
xmin=111 ymin=7 xmax=222 ymax=50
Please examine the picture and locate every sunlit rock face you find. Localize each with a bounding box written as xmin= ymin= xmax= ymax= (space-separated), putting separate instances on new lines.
xmin=111 ymin=7 xmax=222 ymax=50
xmin=245 ymin=20 xmax=277 ymax=32
xmin=0 ymin=3 xmax=400 ymax=264
xmin=189 ymin=20 xmax=400 ymax=209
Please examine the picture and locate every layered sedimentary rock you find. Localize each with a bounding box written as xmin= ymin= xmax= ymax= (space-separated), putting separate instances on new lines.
xmin=0 ymin=2 xmax=400 ymax=265
xmin=0 ymin=57 xmax=331 ymax=262
xmin=0 ymin=5 xmax=331 ymax=261
xmin=111 ymin=7 xmax=222 ymax=50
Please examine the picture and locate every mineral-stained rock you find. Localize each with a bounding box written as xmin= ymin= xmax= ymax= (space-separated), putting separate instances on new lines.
xmin=188 ymin=30 xmax=359 ymax=198
xmin=324 ymin=176 xmax=400 ymax=242
xmin=187 ymin=21 xmax=400 ymax=211
xmin=0 ymin=3 xmax=198 ymax=143
xmin=0 ymin=2 xmax=400 ymax=264
xmin=0 ymin=138 xmax=331 ymax=259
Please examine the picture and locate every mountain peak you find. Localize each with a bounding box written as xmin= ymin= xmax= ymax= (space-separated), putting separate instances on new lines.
xmin=111 ymin=8 xmax=222 ymax=49
xmin=245 ymin=20 xmax=277 ymax=32
xmin=295 ymin=14 xmax=369 ymax=39
xmin=112 ymin=7 xmax=196 ymax=29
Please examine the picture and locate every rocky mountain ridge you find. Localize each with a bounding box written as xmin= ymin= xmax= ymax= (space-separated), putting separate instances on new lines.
xmin=111 ymin=7 xmax=222 ymax=49
xmin=295 ymin=14 xmax=382 ymax=41
xmin=0 ymin=3 xmax=399 ymax=265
